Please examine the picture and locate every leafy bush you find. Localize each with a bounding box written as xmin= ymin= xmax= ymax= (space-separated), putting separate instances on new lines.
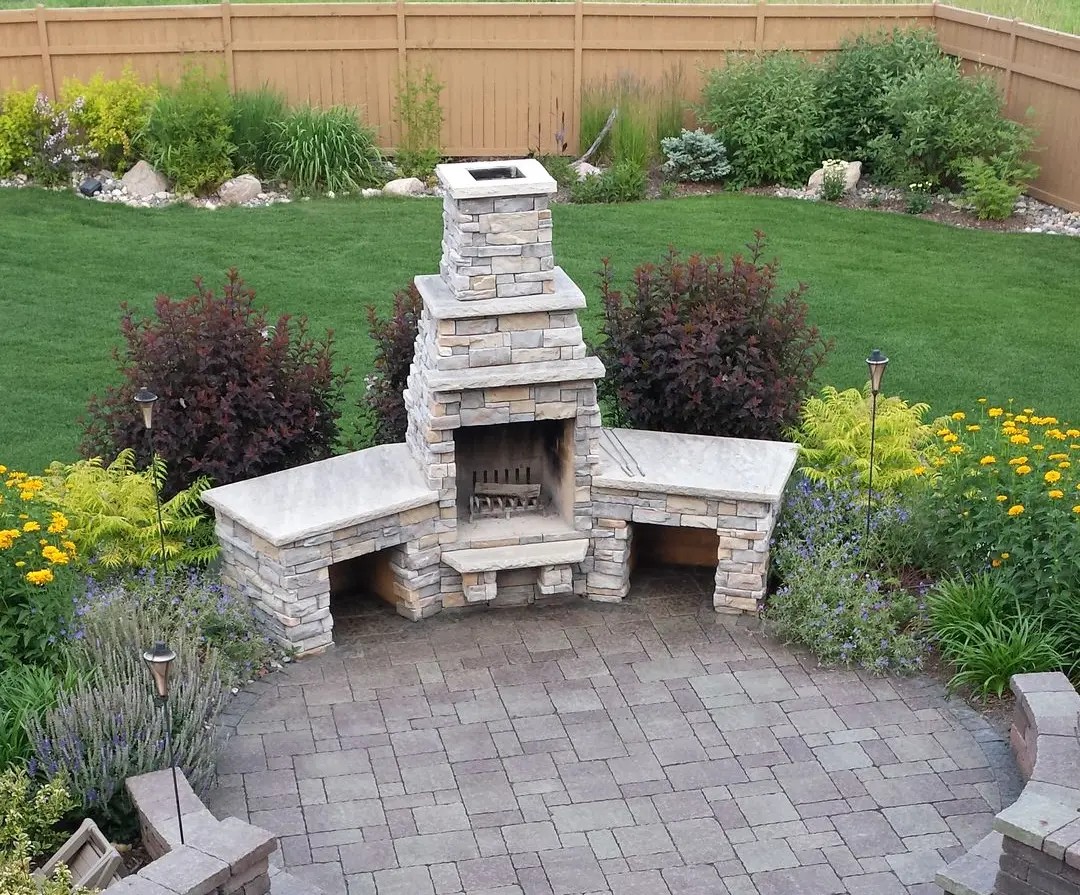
xmin=866 ymin=57 xmax=1038 ymax=189
xmin=42 ymin=450 xmax=217 ymax=575
xmin=0 ymin=87 xmax=40 ymax=177
xmin=0 ymin=858 xmax=91 ymax=895
xmin=660 ymin=128 xmax=731 ymax=182
xmin=365 ymin=283 xmax=422 ymax=445
xmin=141 ymin=65 xmax=235 ymax=194
xmin=817 ymin=28 xmax=942 ymax=161
xmin=30 ymin=625 xmax=226 ymax=840
xmin=698 ymin=51 xmax=823 ymax=187
xmin=230 ymin=85 xmax=288 ymax=180
xmin=959 ymin=156 xmax=1023 ymax=220
xmin=0 ymin=766 xmax=72 ymax=858
xmin=82 ymin=270 xmax=346 ymax=496
xmin=394 ymin=67 xmax=444 ymax=180
xmin=268 ymin=104 xmax=383 ymax=194
xmin=789 ymin=384 xmax=934 ymax=493
xmin=538 ymin=154 xmax=576 ymax=188
xmin=768 ymin=477 xmax=924 ymax=672
xmin=910 ymin=402 xmax=1080 ymax=606
xmin=0 ymin=467 xmax=80 ymax=667
xmin=9 ymin=94 xmax=87 ymax=188
xmin=597 ymin=234 xmax=831 ymax=440
xmin=0 ymin=663 xmax=87 ymax=771
xmin=904 ymin=180 xmax=934 ymax=214
xmin=61 ymin=67 xmax=156 ymax=173
xmin=76 ymin=569 xmax=273 ymax=684
xmin=570 ymin=161 xmax=646 ymax=204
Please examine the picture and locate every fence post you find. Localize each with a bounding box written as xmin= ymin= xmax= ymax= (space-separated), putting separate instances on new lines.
xmin=396 ymin=0 xmax=407 ymax=79
xmin=573 ymin=0 xmax=583 ymax=154
xmin=35 ymin=4 xmax=55 ymax=98
xmin=755 ymin=0 xmax=765 ymax=52
xmin=221 ymin=0 xmax=236 ymax=92
xmin=1004 ymin=17 xmax=1019 ymax=106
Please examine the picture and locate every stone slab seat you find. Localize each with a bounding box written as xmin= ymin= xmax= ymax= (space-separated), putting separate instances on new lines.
xmin=442 ymin=537 xmax=589 ymax=574
xmin=201 ymin=443 xmax=436 ymax=547
xmin=595 ymin=428 xmax=799 ymax=504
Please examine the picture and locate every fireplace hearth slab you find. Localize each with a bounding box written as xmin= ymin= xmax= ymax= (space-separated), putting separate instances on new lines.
xmin=416 ymin=270 xmax=586 ymax=319
xmin=442 ymin=538 xmax=589 ymax=573
xmin=595 ymin=428 xmax=799 ymax=504
xmin=426 ymin=357 xmax=605 ymax=392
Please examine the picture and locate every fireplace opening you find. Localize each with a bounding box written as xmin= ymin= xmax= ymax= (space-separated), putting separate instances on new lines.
xmin=455 ymin=419 xmax=573 ymax=523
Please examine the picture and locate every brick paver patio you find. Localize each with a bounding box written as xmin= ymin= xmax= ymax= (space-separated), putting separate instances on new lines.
xmin=207 ymin=568 xmax=1021 ymax=895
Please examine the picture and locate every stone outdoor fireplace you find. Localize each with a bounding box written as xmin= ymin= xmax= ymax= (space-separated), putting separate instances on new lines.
xmin=202 ymin=159 xmax=799 ymax=655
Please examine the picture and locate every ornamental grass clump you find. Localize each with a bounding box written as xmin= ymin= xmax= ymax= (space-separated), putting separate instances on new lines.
xmin=0 ymin=466 xmax=80 ymax=667
xmin=768 ymin=476 xmax=925 ymax=673
xmin=911 ymin=400 xmax=1080 ymax=606
xmin=268 ymin=104 xmax=384 ymax=194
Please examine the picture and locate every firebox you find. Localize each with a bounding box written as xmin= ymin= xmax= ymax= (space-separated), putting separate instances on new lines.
xmin=454 ymin=420 xmax=574 ymax=523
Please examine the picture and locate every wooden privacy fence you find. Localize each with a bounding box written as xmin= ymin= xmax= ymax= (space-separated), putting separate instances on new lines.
xmin=0 ymin=1 xmax=1078 ymax=210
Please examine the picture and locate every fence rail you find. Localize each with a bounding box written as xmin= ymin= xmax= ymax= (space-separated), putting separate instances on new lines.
xmin=1 ymin=1 xmax=1078 ymax=209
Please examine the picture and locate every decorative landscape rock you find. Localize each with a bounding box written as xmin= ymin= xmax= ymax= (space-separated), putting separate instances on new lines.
xmin=571 ymin=160 xmax=601 ymax=180
xmin=120 ymin=161 xmax=168 ymax=198
xmin=383 ymin=177 xmax=426 ymax=196
xmin=218 ymin=174 xmax=262 ymax=206
xmin=807 ymin=159 xmax=862 ymax=195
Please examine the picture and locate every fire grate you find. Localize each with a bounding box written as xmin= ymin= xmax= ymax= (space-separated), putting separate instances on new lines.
xmin=469 ymin=467 xmax=544 ymax=521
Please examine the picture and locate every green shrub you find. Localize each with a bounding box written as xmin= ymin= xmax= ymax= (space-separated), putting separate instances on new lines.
xmin=699 ymin=51 xmax=823 ymax=187
xmin=660 ymin=128 xmax=731 ymax=182
xmin=42 ymin=449 xmax=217 ymax=575
xmin=789 ymin=384 xmax=934 ymax=493
xmin=959 ymin=156 xmax=1025 ymax=220
xmin=817 ymin=28 xmax=942 ymax=161
xmin=365 ymin=283 xmax=422 ymax=445
xmin=905 ymin=180 xmax=934 ymax=213
xmin=61 ymin=67 xmax=156 ymax=174
xmin=230 ymin=85 xmax=287 ymax=180
xmin=10 ymin=93 xmax=87 ymax=188
xmin=945 ymin=614 xmax=1063 ymax=697
xmin=393 ymin=66 xmax=443 ymax=180
xmin=569 ymin=161 xmax=646 ymax=204
xmin=539 ymin=154 xmax=576 ymax=188
xmin=0 ymin=766 xmax=73 ymax=859
xmin=141 ymin=65 xmax=235 ymax=194
xmin=0 ymin=663 xmax=87 ymax=771
xmin=0 ymin=87 xmax=40 ymax=177
xmin=30 ymin=623 xmax=226 ymax=840
xmin=0 ymin=858 xmax=91 ymax=895
xmin=269 ymin=104 xmax=383 ymax=194
xmin=866 ymin=57 xmax=1038 ymax=189
xmin=1046 ymin=591 xmax=1080 ymax=681
xmin=76 ymin=569 xmax=273 ymax=684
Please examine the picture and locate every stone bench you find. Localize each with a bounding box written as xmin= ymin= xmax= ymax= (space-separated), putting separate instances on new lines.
xmin=442 ymin=538 xmax=589 ymax=602
xmin=937 ymin=672 xmax=1080 ymax=895
xmin=113 ymin=769 xmax=283 ymax=895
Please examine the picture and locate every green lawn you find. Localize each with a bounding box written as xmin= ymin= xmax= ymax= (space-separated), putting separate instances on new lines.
xmin=1 ymin=0 xmax=1076 ymax=34
xmin=1 ymin=187 xmax=1078 ymax=474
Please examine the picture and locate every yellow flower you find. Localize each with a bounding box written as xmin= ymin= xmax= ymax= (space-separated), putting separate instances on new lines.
xmin=19 ymin=491 xmax=34 ymax=501
xmin=1043 ymin=417 xmax=1059 ymax=425
xmin=980 ymin=456 xmax=996 ymax=465
xmin=22 ymin=521 xmax=40 ymax=532
xmin=1011 ymin=434 xmax=1030 ymax=445
xmin=978 ymin=398 xmax=987 ymax=403
xmin=933 ymin=458 xmax=947 ymax=467
xmin=1073 ymin=444 xmax=1080 ymax=450
xmin=62 ymin=540 xmax=77 ymax=555
xmin=1033 ymin=444 xmax=1045 ymax=451
xmin=937 ymin=428 xmax=952 ymax=437
xmin=25 ymin=569 xmax=54 ymax=586
xmin=966 ymin=425 xmax=981 ymax=432
xmin=951 ymin=412 xmax=966 ymax=421
xmin=1001 ymin=552 xmax=1010 ymax=559
xmin=1050 ymin=453 xmax=1068 ymax=461
xmin=912 ymin=466 xmax=927 ymax=476
xmin=1045 ymin=470 xmax=1062 ymax=484
xmin=996 ymin=495 xmax=1008 ymax=502
xmin=1060 ymin=461 xmax=1072 ymax=469
xmin=1016 ymin=465 xmax=1032 ymax=475
xmin=0 ymin=465 xmax=6 ymax=475
xmin=0 ymin=529 xmax=21 ymax=549
xmin=991 ymin=559 xmax=1000 ymax=568
xmin=1067 ymin=429 xmax=1080 ymax=438
xmin=1051 ymin=430 xmax=1068 ymax=441
xmin=988 ymin=408 xmax=1004 ymax=418
xmin=1007 ymin=504 xmax=1025 ymax=516
xmin=1049 ymin=489 xmax=1064 ymax=499
xmin=14 ymin=561 xmax=24 ymax=568
xmin=949 ymin=446 xmax=964 ymax=455
xmin=1015 ymin=414 xmax=1029 ymax=423
xmin=1009 ymin=457 xmax=1028 ymax=465
xmin=41 ymin=545 xmax=69 ymax=565
xmin=1023 ymin=408 xmax=1035 ymax=415
xmin=943 ymin=433 xmax=959 ymax=443
xmin=47 ymin=512 xmax=68 ymax=534
xmin=1074 ymin=506 xmax=1080 ymax=514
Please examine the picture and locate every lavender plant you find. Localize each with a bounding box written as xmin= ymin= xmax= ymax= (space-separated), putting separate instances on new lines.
xmin=767 ymin=476 xmax=926 ymax=672
xmin=24 ymin=94 xmax=87 ymax=188
xmin=28 ymin=629 xmax=226 ymax=841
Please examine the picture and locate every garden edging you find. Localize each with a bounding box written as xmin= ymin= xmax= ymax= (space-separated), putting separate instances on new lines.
xmin=937 ymin=672 xmax=1080 ymax=895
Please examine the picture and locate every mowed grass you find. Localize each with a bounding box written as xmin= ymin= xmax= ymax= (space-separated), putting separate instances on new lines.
xmin=1 ymin=187 xmax=1078 ymax=473
xmin=1 ymin=0 xmax=1076 ymax=34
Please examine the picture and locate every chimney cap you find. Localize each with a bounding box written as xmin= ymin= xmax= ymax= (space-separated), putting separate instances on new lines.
xmin=437 ymin=159 xmax=557 ymax=200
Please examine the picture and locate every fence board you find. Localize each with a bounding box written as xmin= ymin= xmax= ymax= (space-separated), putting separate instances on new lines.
xmin=0 ymin=2 xmax=1077 ymax=210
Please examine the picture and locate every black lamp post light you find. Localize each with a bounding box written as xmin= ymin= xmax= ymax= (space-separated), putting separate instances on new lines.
xmin=865 ymin=349 xmax=889 ymax=549
xmin=142 ymin=641 xmax=185 ymax=845
xmin=134 ymin=387 xmax=169 ymax=577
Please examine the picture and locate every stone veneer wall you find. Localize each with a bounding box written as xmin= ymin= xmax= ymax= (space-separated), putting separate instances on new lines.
xmin=214 ymin=501 xmax=442 ymax=653
xmin=591 ymin=487 xmax=779 ymax=613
